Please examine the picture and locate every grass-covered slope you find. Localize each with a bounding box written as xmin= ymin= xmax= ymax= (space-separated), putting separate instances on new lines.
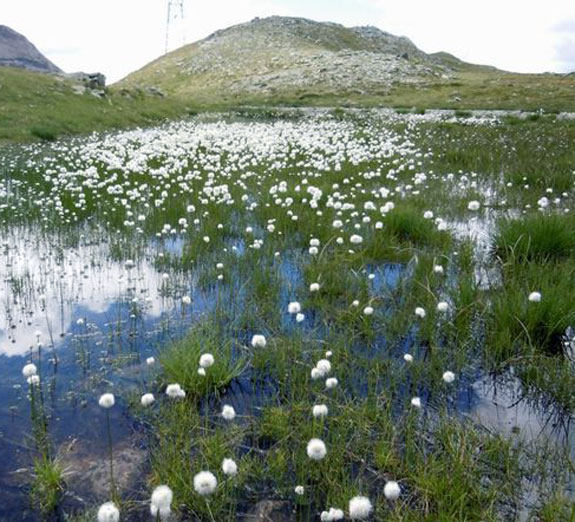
xmin=0 ymin=66 xmax=191 ymax=142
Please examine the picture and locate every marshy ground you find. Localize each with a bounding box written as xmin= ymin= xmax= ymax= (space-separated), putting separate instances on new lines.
xmin=1 ymin=107 xmax=574 ymax=521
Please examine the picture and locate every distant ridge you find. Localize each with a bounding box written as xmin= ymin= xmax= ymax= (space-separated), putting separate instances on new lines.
xmin=0 ymin=25 xmax=62 ymax=73
xmin=119 ymin=16 xmax=467 ymax=102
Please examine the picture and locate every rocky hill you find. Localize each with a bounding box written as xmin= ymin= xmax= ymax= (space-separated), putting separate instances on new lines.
xmin=119 ymin=16 xmax=458 ymax=103
xmin=0 ymin=25 xmax=61 ymax=73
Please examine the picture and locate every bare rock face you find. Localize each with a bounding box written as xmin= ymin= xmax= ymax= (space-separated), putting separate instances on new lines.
xmin=0 ymin=25 xmax=62 ymax=73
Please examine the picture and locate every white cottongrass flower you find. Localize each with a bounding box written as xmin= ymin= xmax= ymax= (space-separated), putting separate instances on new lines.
xmin=193 ymin=471 xmax=218 ymax=496
xmin=296 ymin=313 xmax=305 ymax=323
xmin=433 ymin=265 xmax=444 ymax=275
xmin=146 ymin=357 xmax=156 ymax=366
xmin=295 ymin=485 xmax=305 ymax=495
xmin=198 ymin=367 xmax=206 ymax=376
xmin=150 ymin=485 xmax=173 ymax=520
xmin=307 ymin=438 xmax=327 ymax=460
xmin=528 ymin=291 xmax=542 ymax=302
xmin=141 ymin=393 xmax=155 ymax=407
xmin=423 ymin=210 xmax=434 ymax=219
xmin=363 ymin=306 xmax=374 ymax=316
xmin=350 ymin=234 xmax=363 ymax=245
xmin=311 ymin=368 xmax=322 ymax=380
xmin=97 ymin=502 xmax=120 ymax=522
xmin=411 ymin=397 xmax=422 ymax=408
xmin=352 ymin=300 xmax=360 ymax=307
xmin=315 ymin=359 xmax=332 ymax=377
xmin=325 ymin=377 xmax=339 ymax=389
xmin=22 ymin=363 xmax=37 ymax=378
xmin=288 ymin=301 xmax=302 ymax=314
xmin=437 ymin=301 xmax=449 ymax=312
xmin=251 ymin=334 xmax=267 ymax=348
xmin=384 ymin=480 xmax=401 ymax=500
xmin=309 ymin=246 xmax=319 ymax=255
xmin=199 ymin=353 xmax=215 ymax=368
xmin=310 ymin=283 xmax=320 ymax=292
xmin=312 ymin=404 xmax=329 ymax=418
xmin=222 ymin=458 xmax=238 ymax=476
xmin=403 ymin=353 xmax=413 ymax=363
xmin=321 ymin=507 xmax=344 ymax=521
xmin=325 ymin=350 xmax=333 ymax=358
xmin=166 ymin=383 xmax=185 ymax=399
xmin=348 ymin=496 xmax=373 ymax=519
xmin=442 ymin=371 xmax=456 ymax=383
xmin=415 ymin=307 xmax=426 ymax=319
xmin=222 ymin=404 xmax=236 ymax=421
xmin=182 ymin=295 xmax=192 ymax=305
xmin=310 ymin=238 xmax=320 ymax=247
xmin=98 ymin=393 xmax=115 ymax=409
xmin=27 ymin=375 xmax=40 ymax=386
xmin=467 ymin=200 xmax=480 ymax=211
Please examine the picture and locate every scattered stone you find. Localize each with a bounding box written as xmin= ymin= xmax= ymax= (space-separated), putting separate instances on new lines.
xmin=246 ymin=500 xmax=295 ymax=522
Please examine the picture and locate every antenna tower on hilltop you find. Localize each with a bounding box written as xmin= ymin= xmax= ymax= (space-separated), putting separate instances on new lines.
xmin=165 ymin=0 xmax=186 ymax=54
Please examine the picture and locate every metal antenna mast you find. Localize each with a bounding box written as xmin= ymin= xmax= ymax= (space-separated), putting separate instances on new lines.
xmin=165 ymin=0 xmax=185 ymax=54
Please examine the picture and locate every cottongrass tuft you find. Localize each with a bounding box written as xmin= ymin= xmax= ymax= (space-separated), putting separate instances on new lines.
xmin=97 ymin=502 xmax=120 ymax=522
xmin=141 ymin=393 xmax=155 ymax=407
xmin=437 ymin=301 xmax=449 ymax=312
xmin=294 ymin=485 xmax=305 ymax=495
xmin=98 ymin=393 xmax=115 ymax=409
xmin=150 ymin=484 xmax=173 ymax=520
xmin=312 ymin=404 xmax=328 ymax=418
xmin=403 ymin=353 xmax=413 ymax=363
xmin=384 ymin=480 xmax=401 ymax=500
xmin=348 ymin=496 xmax=373 ymax=519
xmin=222 ymin=458 xmax=238 ymax=476
xmin=528 ymin=291 xmax=542 ymax=302
xmin=199 ymin=353 xmax=215 ymax=368
xmin=166 ymin=383 xmax=186 ymax=399
xmin=467 ymin=200 xmax=480 ymax=211
xmin=22 ymin=363 xmax=37 ymax=378
xmin=325 ymin=377 xmax=338 ymax=389
xmin=307 ymin=438 xmax=327 ymax=460
xmin=321 ymin=507 xmax=344 ymax=521
xmin=251 ymin=334 xmax=267 ymax=348
xmin=288 ymin=301 xmax=302 ymax=314
xmin=411 ymin=397 xmax=422 ymax=408
xmin=146 ymin=357 xmax=156 ymax=366
xmin=442 ymin=371 xmax=455 ymax=383
xmin=415 ymin=307 xmax=426 ymax=319
xmin=222 ymin=404 xmax=236 ymax=421
xmin=310 ymin=283 xmax=320 ymax=292
xmin=193 ymin=471 xmax=218 ymax=495
xmin=363 ymin=306 xmax=374 ymax=316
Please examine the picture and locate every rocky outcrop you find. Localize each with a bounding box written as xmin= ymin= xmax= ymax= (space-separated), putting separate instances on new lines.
xmin=0 ymin=25 xmax=61 ymax=73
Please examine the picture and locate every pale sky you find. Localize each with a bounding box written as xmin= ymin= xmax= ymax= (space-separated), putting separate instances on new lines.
xmin=3 ymin=0 xmax=575 ymax=83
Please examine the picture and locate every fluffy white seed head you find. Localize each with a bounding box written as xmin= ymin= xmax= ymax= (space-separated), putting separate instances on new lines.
xmin=199 ymin=353 xmax=214 ymax=368
xmin=348 ymin=496 xmax=373 ymax=519
xmin=146 ymin=357 xmax=155 ymax=366
xmin=433 ymin=265 xmax=444 ymax=275
xmin=22 ymin=363 xmax=37 ymax=378
xmin=325 ymin=377 xmax=339 ymax=389
xmin=384 ymin=480 xmax=401 ymax=500
xmin=288 ymin=301 xmax=302 ymax=314
xmin=151 ymin=485 xmax=173 ymax=510
xmin=222 ymin=458 xmax=238 ymax=476
xmin=528 ymin=291 xmax=542 ymax=302
xmin=166 ymin=383 xmax=185 ymax=399
xmin=141 ymin=393 xmax=155 ymax=407
xmin=98 ymin=393 xmax=115 ymax=409
xmin=307 ymin=438 xmax=327 ymax=460
xmin=363 ymin=306 xmax=374 ymax=316
xmin=350 ymin=234 xmax=363 ymax=245
xmin=251 ymin=334 xmax=267 ymax=348
xmin=467 ymin=200 xmax=480 ymax=211
xmin=222 ymin=404 xmax=236 ymax=421
xmin=310 ymin=283 xmax=320 ymax=292
xmin=403 ymin=353 xmax=413 ymax=363
xmin=295 ymin=485 xmax=305 ymax=495
xmin=316 ymin=359 xmax=331 ymax=376
xmin=442 ymin=371 xmax=455 ymax=383
xmin=193 ymin=471 xmax=217 ymax=496
xmin=97 ymin=502 xmax=120 ymax=522
xmin=321 ymin=507 xmax=344 ymax=521
xmin=437 ymin=301 xmax=449 ymax=312
xmin=312 ymin=404 xmax=329 ymax=418
xmin=411 ymin=397 xmax=422 ymax=408
xmin=415 ymin=307 xmax=426 ymax=319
